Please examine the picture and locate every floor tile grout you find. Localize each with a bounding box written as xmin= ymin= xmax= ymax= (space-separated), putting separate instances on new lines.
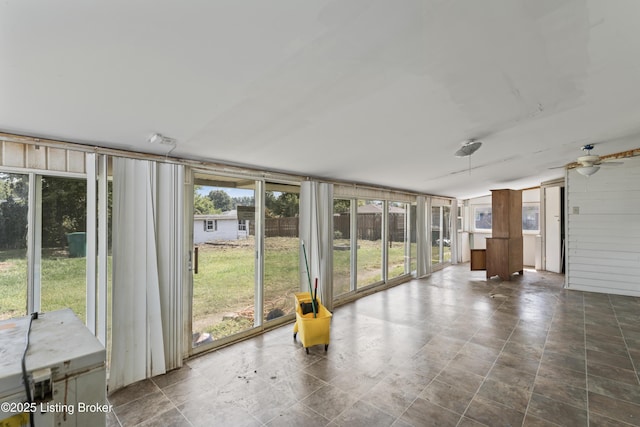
xmin=106 ymin=265 xmax=640 ymax=427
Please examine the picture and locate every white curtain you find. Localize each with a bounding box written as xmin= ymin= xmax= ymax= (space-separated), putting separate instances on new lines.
xmin=109 ymin=158 xmax=183 ymax=392
xmin=155 ymin=163 xmax=184 ymax=373
xmin=299 ymin=181 xmax=334 ymax=311
xmin=416 ymin=196 xmax=429 ymax=277
xmin=450 ymin=199 xmax=459 ymax=264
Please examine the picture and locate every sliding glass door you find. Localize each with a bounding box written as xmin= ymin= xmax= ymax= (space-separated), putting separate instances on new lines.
xmin=263 ymin=183 xmax=299 ymax=322
xmin=431 ymin=203 xmax=452 ymax=269
xmin=388 ymin=201 xmax=409 ymax=280
xmin=333 ymin=199 xmax=352 ymax=297
xmin=332 ymin=197 xmax=419 ymax=300
xmin=191 ymin=174 xmax=257 ymax=347
xmin=190 ymin=175 xmax=302 ymax=350
xmin=357 ymin=199 xmax=383 ymax=287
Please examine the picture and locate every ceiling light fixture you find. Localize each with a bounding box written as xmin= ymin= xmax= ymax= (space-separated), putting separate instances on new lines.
xmin=455 ymin=139 xmax=482 ymax=157
xmin=574 ymin=144 xmax=602 ymax=176
xmin=148 ymin=132 xmax=177 ymax=146
xmin=576 ymin=165 xmax=600 ymax=177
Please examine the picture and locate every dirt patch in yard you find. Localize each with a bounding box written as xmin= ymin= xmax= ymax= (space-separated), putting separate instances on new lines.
xmin=198 ymin=236 xmax=298 ymax=251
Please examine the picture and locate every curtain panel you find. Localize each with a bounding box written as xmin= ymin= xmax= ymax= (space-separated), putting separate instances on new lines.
xmin=450 ymin=199 xmax=459 ymax=265
xmin=299 ymin=181 xmax=334 ymax=311
xmin=109 ymin=158 xmax=183 ymax=392
xmin=416 ymin=195 xmax=429 ymax=277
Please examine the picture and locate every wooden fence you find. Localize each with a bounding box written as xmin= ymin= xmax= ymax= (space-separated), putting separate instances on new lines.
xmin=250 ymin=213 xmax=412 ymax=241
xmin=336 ymin=213 xmax=406 ymax=241
xmin=249 ymin=217 xmax=299 ymax=237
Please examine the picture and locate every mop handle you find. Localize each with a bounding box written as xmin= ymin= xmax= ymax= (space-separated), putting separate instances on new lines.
xmin=301 ymin=241 xmax=317 ymax=317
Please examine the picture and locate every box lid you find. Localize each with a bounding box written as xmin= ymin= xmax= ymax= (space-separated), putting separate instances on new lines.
xmin=0 ymin=309 xmax=105 ymax=399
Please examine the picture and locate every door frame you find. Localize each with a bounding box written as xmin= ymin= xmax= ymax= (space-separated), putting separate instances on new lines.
xmin=185 ymin=169 xmax=301 ymax=357
xmin=540 ymin=178 xmax=565 ymax=276
xmin=430 ymin=199 xmax=452 ymax=271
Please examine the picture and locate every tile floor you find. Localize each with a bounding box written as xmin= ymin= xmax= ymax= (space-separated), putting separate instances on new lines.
xmin=107 ymin=265 xmax=640 ymax=426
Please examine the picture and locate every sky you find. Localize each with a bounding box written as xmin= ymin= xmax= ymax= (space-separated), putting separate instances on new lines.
xmin=196 ymin=186 xmax=253 ymax=198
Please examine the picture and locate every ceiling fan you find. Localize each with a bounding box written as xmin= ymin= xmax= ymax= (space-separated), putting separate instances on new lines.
xmin=454 ymin=139 xmax=482 ymax=157
xmin=573 ymin=144 xmax=623 ymax=176
xmin=549 ymin=144 xmax=624 ymax=176
xmin=455 ymin=139 xmax=483 ymax=175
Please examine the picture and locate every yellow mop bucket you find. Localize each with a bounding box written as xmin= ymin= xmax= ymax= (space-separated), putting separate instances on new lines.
xmin=293 ymin=292 xmax=332 ymax=353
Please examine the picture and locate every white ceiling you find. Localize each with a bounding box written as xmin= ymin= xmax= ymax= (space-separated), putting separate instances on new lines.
xmin=2 ymin=0 xmax=640 ymax=199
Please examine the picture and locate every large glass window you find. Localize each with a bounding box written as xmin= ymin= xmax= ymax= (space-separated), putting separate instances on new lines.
xmin=0 ymin=173 xmax=89 ymax=323
xmin=40 ymin=177 xmax=87 ymax=322
xmin=388 ymin=202 xmax=408 ymax=279
xmin=0 ymin=173 xmax=29 ymax=320
xmin=357 ymin=199 xmax=383 ymax=287
xmin=333 ymin=199 xmax=352 ymax=297
xmin=442 ymin=206 xmax=451 ymax=263
xmin=431 ymin=205 xmax=441 ymax=265
xmin=473 ymin=204 xmax=540 ymax=232
xmin=522 ymin=204 xmax=540 ymax=231
xmin=474 ymin=206 xmax=492 ymax=231
xmin=432 ymin=204 xmax=452 ymax=267
xmin=264 ymin=184 xmax=300 ymax=322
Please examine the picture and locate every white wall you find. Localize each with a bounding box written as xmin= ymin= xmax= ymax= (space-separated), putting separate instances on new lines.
xmin=566 ymin=156 xmax=640 ymax=296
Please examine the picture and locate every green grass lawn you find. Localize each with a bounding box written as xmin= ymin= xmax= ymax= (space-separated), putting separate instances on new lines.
xmin=0 ymin=249 xmax=88 ymax=321
xmin=333 ymin=239 xmax=412 ymax=296
xmin=432 ymin=245 xmax=452 ymax=264
xmin=195 ymin=237 xmax=410 ymax=340
xmin=0 ymin=249 xmax=28 ymax=320
xmin=1 ymin=238 xmax=413 ymax=339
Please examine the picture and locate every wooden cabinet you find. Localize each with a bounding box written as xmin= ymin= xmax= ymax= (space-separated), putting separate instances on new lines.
xmin=490 ymin=189 xmax=522 ymax=239
xmin=486 ymin=189 xmax=523 ymax=280
xmin=470 ymin=249 xmax=486 ymax=271
xmin=486 ymin=237 xmax=523 ymax=280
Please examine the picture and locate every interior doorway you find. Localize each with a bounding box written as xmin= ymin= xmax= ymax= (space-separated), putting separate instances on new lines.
xmin=543 ymin=185 xmax=565 ymax=273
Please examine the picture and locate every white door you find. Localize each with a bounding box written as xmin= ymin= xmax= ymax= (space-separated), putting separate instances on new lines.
xmin=545 ymin=186 xmax=562 ymax=273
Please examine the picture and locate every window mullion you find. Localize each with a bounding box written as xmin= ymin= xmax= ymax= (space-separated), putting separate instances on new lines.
xmin=27 ymin=174 xmax=42 ymax=314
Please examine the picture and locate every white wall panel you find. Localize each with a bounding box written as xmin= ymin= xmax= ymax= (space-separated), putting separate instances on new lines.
xmin=566 ymin=156 xmax=640 ymax=296
xmin=26 ymin=145 xmax=47 ymax=169
xmin=523 ymin=234 xmax=536 ymax=267
xmin=2 ymin=141 xmax=25 ymax=167
xmin=1 ymin=140 xmax=87 ymax=175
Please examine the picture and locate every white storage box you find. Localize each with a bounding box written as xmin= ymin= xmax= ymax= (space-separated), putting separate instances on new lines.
xmin=0 ymin=309 xmax=107 ymax=426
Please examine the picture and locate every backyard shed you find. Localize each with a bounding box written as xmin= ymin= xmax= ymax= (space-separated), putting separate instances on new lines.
xmin=193 ymin=210 xmax=249 ymax=244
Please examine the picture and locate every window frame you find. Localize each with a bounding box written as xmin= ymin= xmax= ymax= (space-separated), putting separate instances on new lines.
xmin=205 ymin=219 xmax=216 ymax=232
xmin=473 ymin=205 xmax=492 ymax=232
xmin=472 ymin=203 xmax=540 ymax=233
xmin=522 ymin=203 xmax=540 ymax=233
